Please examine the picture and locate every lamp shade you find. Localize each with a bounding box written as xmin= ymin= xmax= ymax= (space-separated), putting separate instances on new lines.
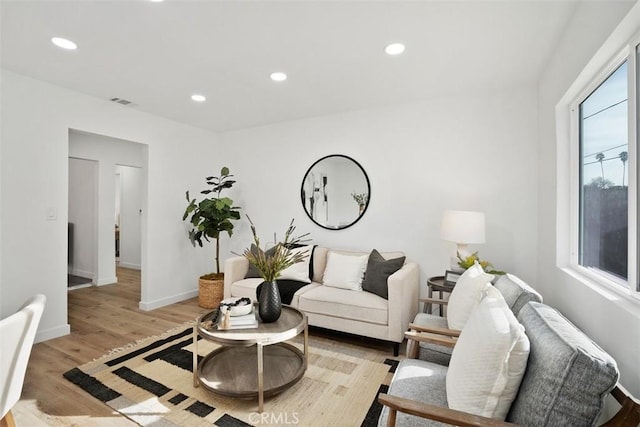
xmin=441 ymin=210 xmax=486 ymax=244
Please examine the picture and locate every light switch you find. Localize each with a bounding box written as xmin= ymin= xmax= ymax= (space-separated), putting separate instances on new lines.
xmin=46 ymin=207 xmax=57 ymax=220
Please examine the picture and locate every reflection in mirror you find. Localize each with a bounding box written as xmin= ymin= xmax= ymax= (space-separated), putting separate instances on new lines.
xmin=301 ymin=154 xmax=370 ymax=230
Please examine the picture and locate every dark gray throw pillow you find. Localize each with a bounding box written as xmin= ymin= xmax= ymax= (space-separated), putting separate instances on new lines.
xmin=362 ymin=249 xmax=405 ymax=299
xmin=244 ymin=245 xmax=277 ymax=278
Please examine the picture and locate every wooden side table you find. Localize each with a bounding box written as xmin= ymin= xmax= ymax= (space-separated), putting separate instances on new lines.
xmin=425 ymin=276 xmax=456 ymax=316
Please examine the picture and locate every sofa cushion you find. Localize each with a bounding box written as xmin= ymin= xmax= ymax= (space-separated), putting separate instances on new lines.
xmin=288 ymin=282 xmax=320 ymax=308
xmin=312 ymin=247 xmax=405 ymax=283
xmin=494 ymin=273 xmax=542 ymax=316
xmin=230 ymin=278 xmax=264 ymax=300
xmin=378 ymin=359 xmax=450 ymax=427
xmin=312 ymin=247 xmax=330 ymax=283
xmin=446 ymin=291 xmax=530 ymax=420
xmin=244 ymin=245 xmax=276 ymax=279
xmin=245 ymin=244 xmax=315 ymax=282
xmin=298 ymin=285 xmax=388 ymax=325
xmin=278 ymin=245 xmax=313 ymax=283
xmin=322 ymin=251 xmax=369 ymax=290
xmin=362 ymin=249 xmax=406 ymax=299
xmin=508 ymin=302 xmax=619 ymax=426
xmin=446 ymin=261 xmax=494 ymax=330
xmin=289 ymin=243 xmax=316 ymax=280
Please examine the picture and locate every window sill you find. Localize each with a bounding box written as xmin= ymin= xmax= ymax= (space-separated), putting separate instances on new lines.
xmin=560 ymin=266 xmax=640 ymax=314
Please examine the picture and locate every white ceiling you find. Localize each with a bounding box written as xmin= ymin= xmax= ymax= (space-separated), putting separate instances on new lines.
xmin=1 ymin=1 xmax=585 ymax=132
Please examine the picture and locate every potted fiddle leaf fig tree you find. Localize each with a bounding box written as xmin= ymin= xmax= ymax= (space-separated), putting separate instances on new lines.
xmin=183 ymin=167 xmax=241 ymax=308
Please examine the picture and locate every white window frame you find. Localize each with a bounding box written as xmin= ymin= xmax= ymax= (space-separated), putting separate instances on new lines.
xmin=568 ymin=40 xmax=639 ymax=300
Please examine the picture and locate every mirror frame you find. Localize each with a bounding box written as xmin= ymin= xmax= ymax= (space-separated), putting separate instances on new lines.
xmin=300 ymin=154 xmax=371 ymax=230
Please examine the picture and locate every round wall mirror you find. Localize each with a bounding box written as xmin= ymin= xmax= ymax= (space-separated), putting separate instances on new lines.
xmin=301 ymin=154 xmax=370 ymax=230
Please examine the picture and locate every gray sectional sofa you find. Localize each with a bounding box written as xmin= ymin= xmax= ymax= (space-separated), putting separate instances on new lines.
xmin=378 ymin=274 xmax=632 ymax=426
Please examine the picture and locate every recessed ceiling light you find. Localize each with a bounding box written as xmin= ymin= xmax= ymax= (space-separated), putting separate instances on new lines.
xmin=51 ymin=37 xmax=77 ymax=50
xmin=191 ymin=94 xmax=206 ymax=102
xmin=385 ymin=43 xmax=405 ymax=55
xmin=270 ymin=72 xmax=287 ymax=82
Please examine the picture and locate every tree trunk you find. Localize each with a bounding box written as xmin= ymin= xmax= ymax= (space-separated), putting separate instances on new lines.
xmin=215 ymin=239 xmax=220 ymax=274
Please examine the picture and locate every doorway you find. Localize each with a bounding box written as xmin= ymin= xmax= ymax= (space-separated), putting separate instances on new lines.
xmin=68 ymin=157 xmax=97 ymax=289
xmin=115 ymin=165 xmax=143 ymax=270
xmin=67 ymin=129 xmax=147 ymax=296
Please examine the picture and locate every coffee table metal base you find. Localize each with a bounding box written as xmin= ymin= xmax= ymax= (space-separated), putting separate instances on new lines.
xmin=198 ymin=342 xmax=305 ymax=400
xmin=193 ymin=306 xmax=308 ymax=412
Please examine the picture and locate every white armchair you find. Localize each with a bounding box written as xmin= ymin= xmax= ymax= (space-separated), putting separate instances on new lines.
xmin=0 ymin=294 xmax=46 ymax=427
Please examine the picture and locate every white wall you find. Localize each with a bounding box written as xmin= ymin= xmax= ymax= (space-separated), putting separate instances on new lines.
xmin=537 ymin=1 xmax=640 ymax=395
xmin=0 ymin=70 xmax=222 ymax=342
xmin=221 ymin=87 xmax=540 ymax=294
xmin=69 ymin=131 xmax=145 ymax=284
xmin=68 ymin=158 xmax=97 ymax=279
xmin=117 ymin=164 xmax=143 ymax=270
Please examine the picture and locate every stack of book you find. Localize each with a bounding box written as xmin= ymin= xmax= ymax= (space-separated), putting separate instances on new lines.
xmin=218 ymin=309 xmax=258 ymax=330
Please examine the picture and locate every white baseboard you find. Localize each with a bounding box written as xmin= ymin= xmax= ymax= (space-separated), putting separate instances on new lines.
xmin=96 ymin=276 xmax=118 ymax=286
xmin=69 ymin=268 xmax=94 ymax=279
xmin=118 ymin=261 xmax=141 ymax=270
xmin=36 ymin=323 xmax=70 ymax=343
xmin=139 ymin=289 xmax=198 ymax=311
xmin=68 ymin=283 xmax=92 ymax=290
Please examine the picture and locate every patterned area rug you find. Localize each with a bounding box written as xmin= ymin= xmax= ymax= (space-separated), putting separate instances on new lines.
xmin=63 ymin=325 xmax=397 ymax=426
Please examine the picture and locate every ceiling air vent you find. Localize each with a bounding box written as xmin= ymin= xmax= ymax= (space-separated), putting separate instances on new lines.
xmin=109 ymin=97 xmax=134 ymax=106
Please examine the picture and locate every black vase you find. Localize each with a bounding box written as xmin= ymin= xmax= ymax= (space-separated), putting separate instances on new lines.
xmin=258 ymin=280 xmax=282 ymax=323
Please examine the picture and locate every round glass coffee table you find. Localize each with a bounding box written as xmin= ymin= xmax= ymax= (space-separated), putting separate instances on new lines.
xmin=193 ymin=304 xmax=308 ymax=412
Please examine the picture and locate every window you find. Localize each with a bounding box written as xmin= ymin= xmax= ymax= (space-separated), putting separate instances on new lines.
xmin=563 ymin=22 xmax=640 ymax=299
xmin=578 ymin=62 xmax=628 ymax=282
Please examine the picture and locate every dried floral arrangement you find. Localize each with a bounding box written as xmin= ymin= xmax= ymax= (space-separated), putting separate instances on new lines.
xmin=240 ymin=216 xmax=310 ymax=283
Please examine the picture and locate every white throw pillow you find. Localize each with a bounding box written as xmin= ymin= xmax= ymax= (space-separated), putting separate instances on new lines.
xmin=446 ymin=261 xmax=494 ymax=330
xmin=278 ymin=245 xmax=313 ymax=283
xmin=446 ymin=292 xmax=530 ymax=420
xmin=322 ymin=251 xmax=369 ymax=290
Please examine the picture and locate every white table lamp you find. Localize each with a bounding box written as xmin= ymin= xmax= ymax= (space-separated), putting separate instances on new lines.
xmin=441 ymin=210 xmax=486 ymax=270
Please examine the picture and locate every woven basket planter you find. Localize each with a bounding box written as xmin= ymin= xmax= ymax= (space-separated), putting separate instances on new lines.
xmin=198 ymin=276 xmax=224 ymax=309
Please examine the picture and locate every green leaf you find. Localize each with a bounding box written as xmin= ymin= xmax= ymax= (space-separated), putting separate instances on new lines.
xmin=216 ymin=197 xmax=233 ymax=208
xmin=221 ymin=166 xmax=230 ymax=176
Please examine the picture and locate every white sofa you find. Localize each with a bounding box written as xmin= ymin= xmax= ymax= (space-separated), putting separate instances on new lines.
xmin=224 ymin=247 xmax=420 ymax=355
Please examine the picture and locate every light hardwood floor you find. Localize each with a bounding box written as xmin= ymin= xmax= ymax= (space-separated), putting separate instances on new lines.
xmin=13 ymin=267 xmax=208 ymax=427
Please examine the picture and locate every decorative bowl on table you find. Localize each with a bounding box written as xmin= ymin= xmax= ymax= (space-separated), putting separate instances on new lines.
xmin=219 ymin=297 xmax=253 ymax=316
